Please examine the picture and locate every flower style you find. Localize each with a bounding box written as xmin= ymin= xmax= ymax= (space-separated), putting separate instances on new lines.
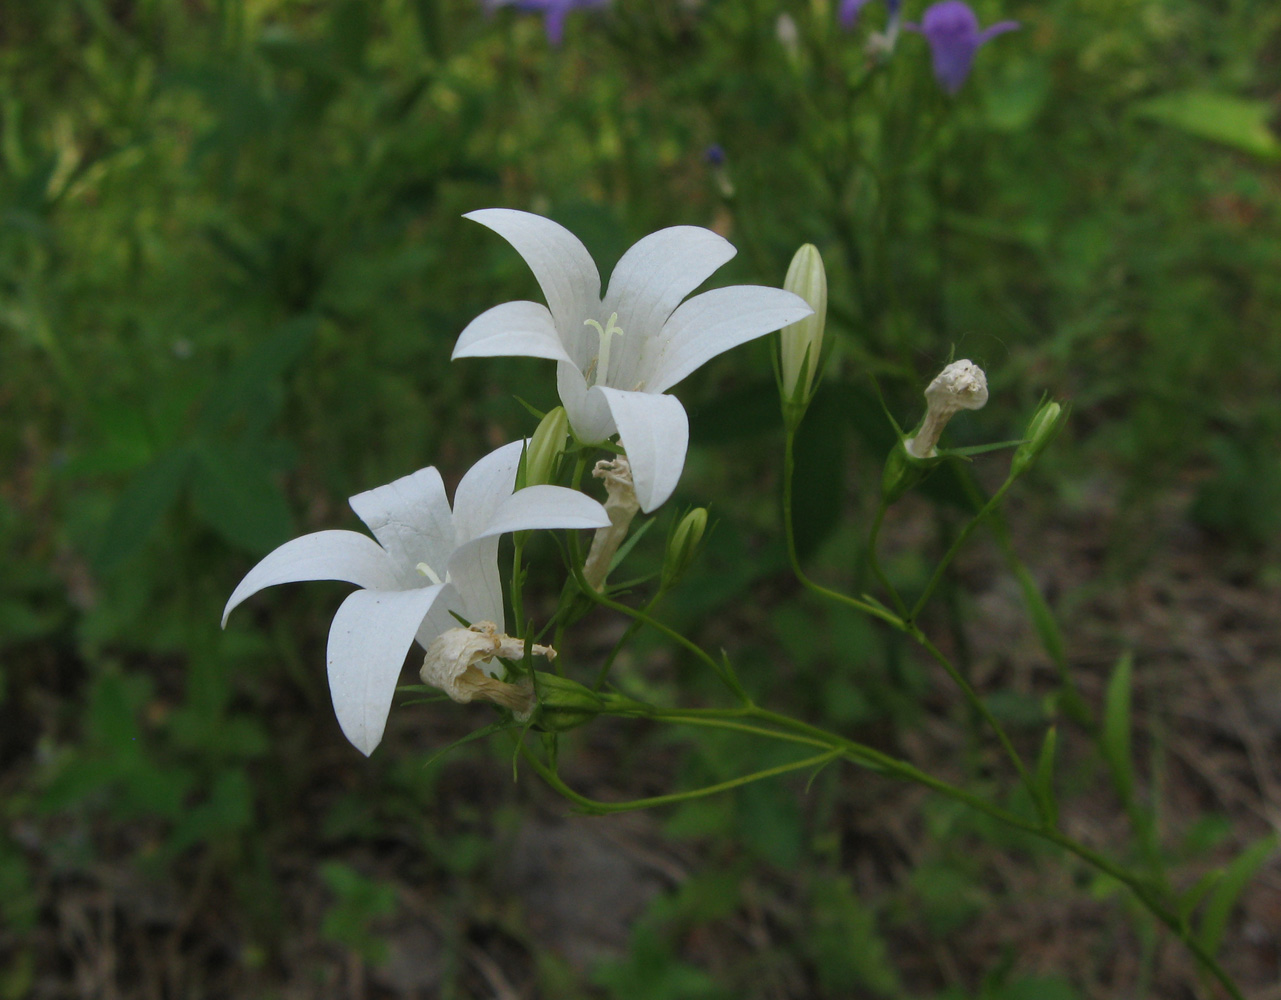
xmin=453 ymin=210 xmax=813 ymax=512
xmin=904 ymin=1 xmax=1018 ymax=95
xmin=221 ymin=441 xmax=609 ymax=756
xmin=483 ymin=0 xmax=609 ymax=46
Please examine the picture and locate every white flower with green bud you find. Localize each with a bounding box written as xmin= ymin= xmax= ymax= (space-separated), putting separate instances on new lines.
xmin=221 ymin=441 xmax=608 ymax=756
xmin=452 ymin=209 xmax=812 ymax=512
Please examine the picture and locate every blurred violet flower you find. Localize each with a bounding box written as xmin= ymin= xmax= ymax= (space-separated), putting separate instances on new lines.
xmin=839 ymin=0 xmax=900 ymax=31
xmin=486 ymin=0 xmax=610 ymax=46
xmin=904 ymin=1 xmax=1018 ymax=94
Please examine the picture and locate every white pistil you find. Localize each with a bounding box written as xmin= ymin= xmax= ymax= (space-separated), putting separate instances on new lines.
xmin=583 ymin=312 xmax=625 ymax=388
xmin=415 ymin=562 xmax=444 ymax=585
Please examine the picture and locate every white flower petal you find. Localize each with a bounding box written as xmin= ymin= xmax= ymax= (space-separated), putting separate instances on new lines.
xmin=465 ymin=209 xmax=602 ymax=333
xmin=326 ymin=584 xmax=447 ymax=756
xmin=221 ymin=530 xmax=401 ymax=627
xmin=452 ymin=300 xmax=574 ymax=365
xmin=451 ymin=440 xmax=524 ymax=544
xmin=349 ymin=467 xmax=454 ymax=582
xmin=414 ymin=585 xmax=470 ymax=654
xmin=446 ymin=485 xmax=610 ymax=630
xmin=478 ymin=485 xmax=611 ymax=538
xmin=596 ymin=388 xmax=690 ymax=513
xmin=601 ymin=226 xmax=736 ymax=386
xmin=648 ymin=285 xmax=813 ymax=394
xmin=557 ymin=362 xmax=616 ymax=443
xmin=444 ymin=537 xmax=505 ymax=632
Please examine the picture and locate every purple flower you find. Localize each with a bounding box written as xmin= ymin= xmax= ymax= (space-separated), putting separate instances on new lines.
xmin=485 ymin=0 xmax=610 ymax=46
xmin=903 ymin=1 xmax=1018 ymax=95
xmin=839 ymin=0 xmax=900 ymax=31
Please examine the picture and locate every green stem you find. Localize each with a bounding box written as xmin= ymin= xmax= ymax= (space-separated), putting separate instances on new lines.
xmin=781 ymin=428 xmax=904 ymax=629
xmin=590 ymin=588 xmax=664 ymax=692
xmin=909 ymin=474 xmax=1014 ymax=622
xmin=865 ymin=499 xmax=909 ymax=618
xmin=542 ymin=701 xmax=1242 ymax=999
xmin=520 ymin=738 xmax=840 ymax=814
xmin=567 ymin=529 xmax=751 ymax=704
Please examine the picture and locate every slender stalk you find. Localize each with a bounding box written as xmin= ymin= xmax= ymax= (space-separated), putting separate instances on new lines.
xmin=520 ymin=739 xmax=841 ymax=814
xmin=590 ymin=588 xmax=663 ymax=692
xmin=865 ymin=499 xmax=909 ymax=618
xmin=909 ymin=476 xmax=1013 ymax=622
xmin=781 ymin=429 xmax=904 ymax=629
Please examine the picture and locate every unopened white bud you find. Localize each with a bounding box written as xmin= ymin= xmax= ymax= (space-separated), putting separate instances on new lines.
xmin=582 ymin=457 xmax=640 ymax=590
xmin=421 ymin=622 xmax=554 ymax=719
xmin=779 ymin=243 xmax=828 ymax=409
xmin=905 ymin=360 xmax=988 ymax=458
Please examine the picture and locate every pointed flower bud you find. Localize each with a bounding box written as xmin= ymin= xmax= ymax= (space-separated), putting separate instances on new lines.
xmin=531 ymin=672 xmax=606 ymax=733
xmin=420 ymin=622 xmax=554 ymax=720
xmin=526 ymin=406 xmax=570 ymax=487
xmin=779 ymin=244 xmax=829 ymax=415
xmin=905 ymin=359 xmax=988 ymax=459
xmin=1011 ymin=400 xmax=1066 ymax=478
xmin=582 ymin=457 xmax=641 ymax=590
xmin=662 ymin=507 xmax=708 ymax=589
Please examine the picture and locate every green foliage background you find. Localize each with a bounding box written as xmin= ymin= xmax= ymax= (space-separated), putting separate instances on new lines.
xmin=1 ymin=0 xmax=1278 ymax=996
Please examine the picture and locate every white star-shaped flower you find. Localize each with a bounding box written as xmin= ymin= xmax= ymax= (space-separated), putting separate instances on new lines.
xmin=221 ymin=441 xmax=609 ymax=756
xmin=452 ymin=209 xmax=813 ymax=512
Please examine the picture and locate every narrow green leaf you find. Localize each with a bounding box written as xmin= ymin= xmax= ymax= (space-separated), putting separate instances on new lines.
xmin=1101 ymin=652 xmax=1135 ymax=804
xmin=94 ymin=448 xmax=194 ymax=571
xmin=1197 ymin=834 xmax=1278 ymax=956
xmin=1177 ymin=870 xmax=1222 ymax=928
xmin=421 ymin=721 xmax=517 ymax=770
xmin=1034 ymin=726 xmax=1059 ymax=828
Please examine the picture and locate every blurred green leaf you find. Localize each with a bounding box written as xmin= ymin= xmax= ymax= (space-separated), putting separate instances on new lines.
xmin=94 ymin=448 xmax=194 ymax=572
xmin=1101 ymin=652 xmax=1135 ymax=804
xmin=1034 ymin=726 xmax=1058 ymax=828
xmin=1197 ymin=834 xmax=1277 ymax=956
xmin=1133 ymin=90 xmax=1281 ymax=161
xmin=190 ymin=443 xmax=294 ymax=554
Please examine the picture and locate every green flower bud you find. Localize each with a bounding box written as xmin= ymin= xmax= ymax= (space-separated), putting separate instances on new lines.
xmin=779 ymin=244 xmax=828 ymax=414
xmin=1011 ymin=400 xmax=1066 ymax=478
xmin=526 ymin=406 xmax=570 ymax=487
xmin=532 ymin=672 xmax=606 ymax=733
xmin=662 ymin=507 xmax=708 ymax=589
